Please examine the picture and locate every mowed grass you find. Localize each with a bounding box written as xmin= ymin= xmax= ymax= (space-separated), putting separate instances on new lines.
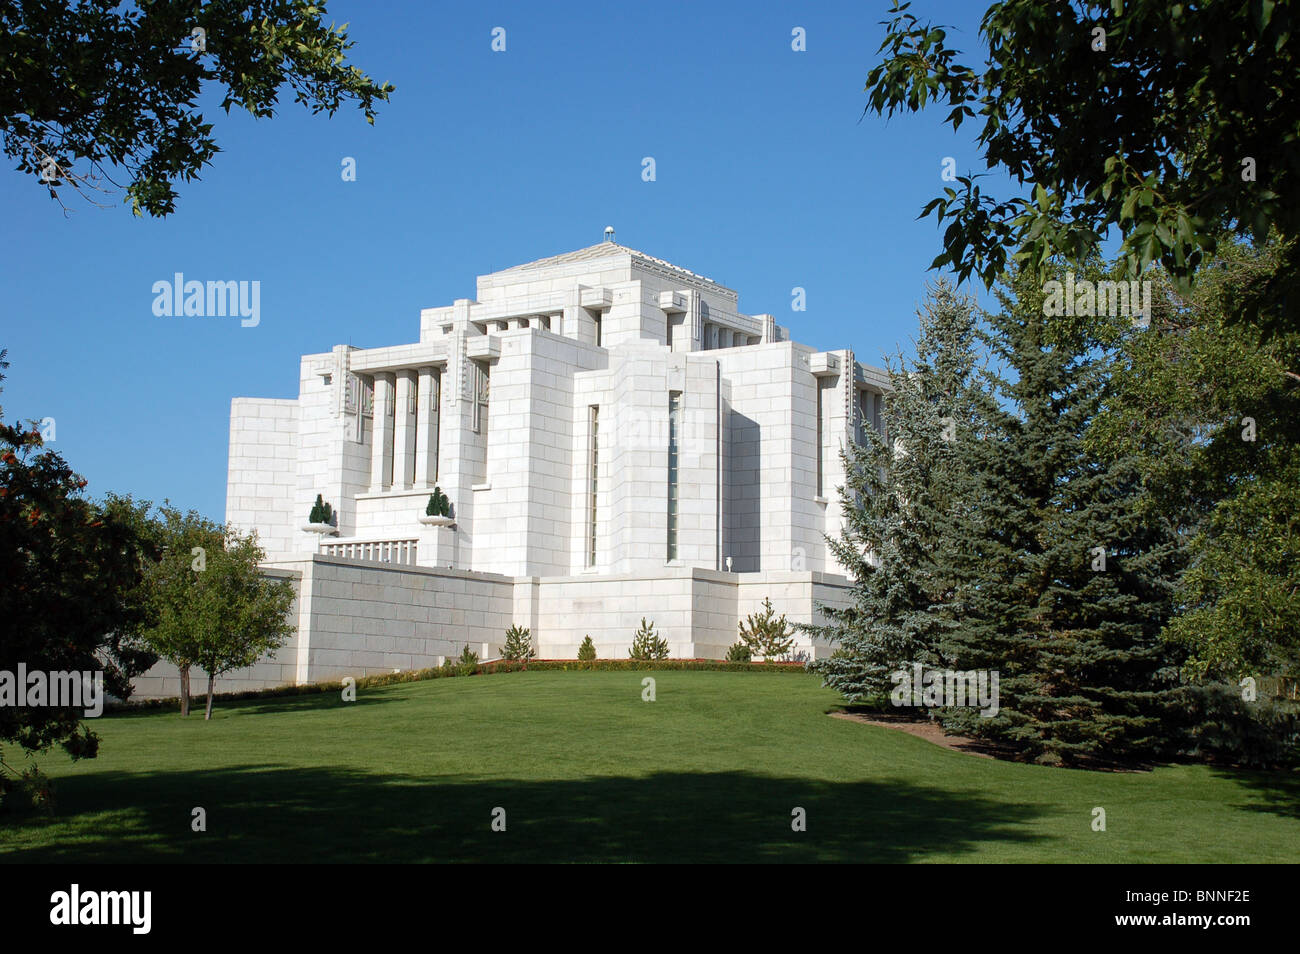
xmin=2 ymin=671 xmax=1297 ymax=863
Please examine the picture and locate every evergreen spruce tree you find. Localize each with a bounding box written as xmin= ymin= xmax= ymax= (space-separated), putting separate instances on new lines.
xmin=806 ymin=279 xmax=979 ymax=704
xmin=1086 ymin=238 xmax=1300 ymax=764
xmin=938 ymin=264 xmax=1184 ymax=764
xmin=577 ymin=635 xmax=597 ymax=662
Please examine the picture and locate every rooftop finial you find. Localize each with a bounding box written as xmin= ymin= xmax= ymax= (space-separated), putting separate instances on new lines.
xmin=603 ymin=225 xmax=615 ymax=243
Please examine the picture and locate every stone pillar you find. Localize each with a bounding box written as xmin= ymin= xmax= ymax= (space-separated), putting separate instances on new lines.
xmin=369 ymin=372 xmax=394 ymax=492
xmin=686 ymin=291 xmax=701 ymax=351
xmin=393 ymin=370 xmax=417 ymax=490
xmin=416 ymin=366 xmax=440 ymax=487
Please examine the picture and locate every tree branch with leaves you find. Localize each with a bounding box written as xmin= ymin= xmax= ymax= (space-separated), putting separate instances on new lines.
xmin=1 ymin=0 xmax=394 ymax=216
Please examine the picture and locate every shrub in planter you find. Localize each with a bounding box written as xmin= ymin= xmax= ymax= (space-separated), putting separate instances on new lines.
xmin=628 ymin=618 xmax=670 ymax=660
xmin=425 ymin=487 xmax=452 ymax=518
xmin=726 ymin=641 xmax=752 ymax=663
xmin=308 ymin=494 xmax=334 ymax=525
xmin=502 ymin=624 xmax=535 ymax=664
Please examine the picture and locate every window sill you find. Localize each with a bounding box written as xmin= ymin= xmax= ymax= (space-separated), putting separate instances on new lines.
xmin=471 ymin=482 xmax=491 ymax=492
xmin=814 ymin=496 xmax=828 ymax=505
xmin=357 ymin=487 xmax=438 ymax=501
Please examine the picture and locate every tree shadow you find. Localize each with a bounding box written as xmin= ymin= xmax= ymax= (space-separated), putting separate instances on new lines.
xmin=1209 ymin=765 xmax=1300 ymax=821
xmin=215 ymin=694 xmax=402 ymax=717
xmin=107 ymin=691 xmax=402 ymax=721
xmin=1 ymin=763 xmax=1048 ymax=863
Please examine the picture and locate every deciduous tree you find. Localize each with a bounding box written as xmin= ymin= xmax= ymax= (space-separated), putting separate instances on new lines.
xmin=1 ymin=0 xmax=394 ymax=216
xmin=864 ymin=1 xmax=1300 ymax=334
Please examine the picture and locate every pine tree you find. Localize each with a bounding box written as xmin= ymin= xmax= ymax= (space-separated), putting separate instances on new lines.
xmin=577 ymin=635 xmax=597 ymax=662
xmin=457 ymin=644 xmax=479 ymax=675
xmin=628 ymin=618 xmax=669 ymax=660
xmin=502 ymin=624 xmax=534 ymax=663
xmin=937 ymin=264 xmax=1184 ymax=764
xmin=806 ymin=279 xmax=979 ymax=703
xmin=738 ymin=598 xmax=795 ymax=660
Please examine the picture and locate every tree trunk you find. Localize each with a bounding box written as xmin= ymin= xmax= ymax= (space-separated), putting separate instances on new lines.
xmin=179 ymin=665 xmax=190 ymax=717
xmin=204 ymin=673 xmax=215 ymax=721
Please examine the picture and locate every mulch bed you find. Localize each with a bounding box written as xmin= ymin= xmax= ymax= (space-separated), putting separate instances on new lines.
xmin=830 ymin=709 xmax=1015 ymax=760
xmin=829 ymin=708 xmax=1150 ymax=771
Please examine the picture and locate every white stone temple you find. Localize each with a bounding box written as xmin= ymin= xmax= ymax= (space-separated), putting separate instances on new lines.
xmin=134 ymin=237 xmax=890 ymax=696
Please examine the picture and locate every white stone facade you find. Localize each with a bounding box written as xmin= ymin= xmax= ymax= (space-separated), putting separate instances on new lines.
xmin=135 ymin=242 xmax=888 ymax=696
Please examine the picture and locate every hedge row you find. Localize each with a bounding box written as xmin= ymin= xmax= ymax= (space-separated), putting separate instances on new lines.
xmin=505 ymin=659 xmax=808 ymax=674
xmin=110 ymin=658 xmax=809 ymax=713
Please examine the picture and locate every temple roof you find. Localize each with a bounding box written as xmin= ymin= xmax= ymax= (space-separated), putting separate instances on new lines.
xmin=496 ymin=242 xmax=725 ymax=290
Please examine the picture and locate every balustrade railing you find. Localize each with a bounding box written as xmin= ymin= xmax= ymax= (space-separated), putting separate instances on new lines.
xmin=319 ymin=538 xmax=418 ymax=566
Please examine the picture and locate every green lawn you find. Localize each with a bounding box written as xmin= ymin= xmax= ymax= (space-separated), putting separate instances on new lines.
xmin=3 ymin=670 xmax=1297 ymax=862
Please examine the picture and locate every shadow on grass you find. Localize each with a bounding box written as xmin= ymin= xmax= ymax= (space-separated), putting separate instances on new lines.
xmin=1210 ymin=766 xmax=1300 ymax=821
xmin=1 ymin=764 xmax=1047 ymax=863
xmin=215 ymin=694 xmax=403 ymax=717
xmin=107 ymin=691 xmax=401 ymax=721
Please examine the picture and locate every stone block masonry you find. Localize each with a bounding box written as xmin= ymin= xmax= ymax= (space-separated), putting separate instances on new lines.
xmin=132 ymin=241 xmax=882 ymax=697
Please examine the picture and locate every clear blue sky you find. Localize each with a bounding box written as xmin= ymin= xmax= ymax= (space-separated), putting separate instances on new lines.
xmin=0 ymin=0 xmax=1000 ymax=520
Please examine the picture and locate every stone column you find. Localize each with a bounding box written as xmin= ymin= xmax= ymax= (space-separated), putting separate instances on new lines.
xmin=416 ymin=366 xmax=440 ymax=487
xmin=688 ymin=290 xmax=702 ymax=351
xmin=369 ymin=372 xmax=394 ymax=492
xmin=393 ymin=370 xmax=417 ymax=490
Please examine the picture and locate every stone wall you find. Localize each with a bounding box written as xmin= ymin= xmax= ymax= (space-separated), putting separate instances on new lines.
xmin=129 ymin=558 xmax=851 ymax=699
xmin=225 ymin=398 xmax=299 ymax=560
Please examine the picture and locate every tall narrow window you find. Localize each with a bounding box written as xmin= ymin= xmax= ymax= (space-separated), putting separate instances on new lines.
xmin=816 ymin=380 xmax=826 ymax=498
xmin=430 ymin=369 xmax=441 ymax=482
xmin=857 ymin=388 xmax=881 ymax=446
xmin=472 ymin=361 xmax=490 ymax=434
xmin=587 ymin=405 xmax=599 ymax=567
xmin=667 ymin=390 xmax=682 ymax=561
xmin=594 ymin=310 xmax=603 ymax=347
xmin=385 ymin=377 xmax=396 ymax=491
